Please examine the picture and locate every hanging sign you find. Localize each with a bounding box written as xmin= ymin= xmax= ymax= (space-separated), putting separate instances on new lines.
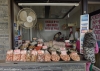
xmin=44 ymin=19 xmax=59 ymax=31
xmin=80 ymin=14 xmax=89 ymax=54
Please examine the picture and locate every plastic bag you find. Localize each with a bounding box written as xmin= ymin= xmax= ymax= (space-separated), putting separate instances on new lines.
xmin=44 ymin=50 xmax=51 ymax=61
xmin=20 ymin=50 xmax=27 ymax=61
xmin=95 ymin=42 xmax=99 ymax=54
xmin=31 ymin=50 xmax=37 ymax=62
xmin=6 ymin=50 xmax=13 ymax=61
xmin=26 ymin=50 xmax=31 ymax=61
xmin=13 ymin=49 xmax=21 ymax=61
xmin=37 ymin=50 xmax=44 ymax=62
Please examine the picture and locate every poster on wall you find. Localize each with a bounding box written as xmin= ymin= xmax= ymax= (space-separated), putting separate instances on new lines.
xmin=91 ymin=11 xmax=100 ymax=48
xmin=80 ymin=14 xmax=89 ymax=54
xmin=44 ymin=19 xmax=59 ymax=31
xmin=91 ymin=14 xmax=100 ymax=40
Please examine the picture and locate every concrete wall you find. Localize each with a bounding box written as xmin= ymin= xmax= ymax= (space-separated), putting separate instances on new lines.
xmin=14 ymin=3 xmax=20 ymax=23
xmin=0 ymin=0 xmax=11 ymax=60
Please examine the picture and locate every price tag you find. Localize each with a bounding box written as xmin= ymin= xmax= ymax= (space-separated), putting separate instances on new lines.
xmin=72 ymin=52 xmax=77 ymax=55
xmin=38 ymin=50 xmax=44 ymax=54
xmin=65 ymin=40 xmax=69 ymax=42
xmin=52 ymin=51 xmax=56 ymax=55
xmin=61 ymin=51 xmax=66 ymax=55
xmin=37 ymin=44 xmax=42 ymax=46
xmin=21 ymin=50 xmax=27 ymax=54
xmin=14 ymin=49 xmax=20 ymax=54
xmin=60 ymin=47 xmax=66 ymax=51
xmin=31 ymin=50 xmax=37 ymax=55
xmin=43 ymin=46 xmax=47 ymax=49
xmin=25 ymin=40 xmax=30 ymax=43
xmin=7 ymin=50 xmax=13 ymax=54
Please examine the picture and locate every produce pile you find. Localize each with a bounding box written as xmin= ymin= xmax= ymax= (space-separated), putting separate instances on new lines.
xmin=6 ymin=40 xmax=80 ymax=62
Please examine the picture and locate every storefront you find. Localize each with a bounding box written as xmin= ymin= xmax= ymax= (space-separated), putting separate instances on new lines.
xmin=0 ymin=0 xmax=100 ymax=71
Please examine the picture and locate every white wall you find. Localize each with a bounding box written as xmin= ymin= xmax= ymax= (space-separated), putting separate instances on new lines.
xmin=35 ymin=19 xmax=67 ymax=41
xmin=22 ymin=19 xmax=67 ymax=41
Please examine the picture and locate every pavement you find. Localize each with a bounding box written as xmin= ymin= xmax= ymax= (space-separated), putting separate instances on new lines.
xmin=93 ymin=65 xmax=100 ymax=71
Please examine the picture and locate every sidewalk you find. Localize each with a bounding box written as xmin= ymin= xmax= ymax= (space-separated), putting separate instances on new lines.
xmin=93 ymin=65 xmax=100 ymax=71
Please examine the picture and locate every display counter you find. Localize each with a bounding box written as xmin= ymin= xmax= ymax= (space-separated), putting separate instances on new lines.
xmin=0 ymin=61 xmax=87 ymax=71
xmin=4 ymin=40 xmax=87 ymax=71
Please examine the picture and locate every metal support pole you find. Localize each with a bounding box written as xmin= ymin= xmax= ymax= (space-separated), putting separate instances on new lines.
xmin=30 ymin=28 xmax=32 ymax=41
xmin=81 ymin=0 xmax=88 ymax=14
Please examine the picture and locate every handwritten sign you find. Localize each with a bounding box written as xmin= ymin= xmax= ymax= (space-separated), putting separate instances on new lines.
xmin=21 ymin=50 xmax=27 ymax=54
xmin=91 ymin=13 xmax=100 ymax=40
xmin=38 ymin=50 xmax=44 ymax=54
xmin=44 ymin=20 xmax=59 ymax=31
xmin=14 ymin=49 xmax=20 ymax=54
xmin=42 ymin=46 xmax=47 ymax=49
xmin=37 ymin=44 xmax=42 ymax=46
xmin=7 ymin=50 xmax=13 ymax=54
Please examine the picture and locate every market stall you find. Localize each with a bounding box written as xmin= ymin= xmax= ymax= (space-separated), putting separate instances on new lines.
xmin=5 ymin=38 xmax=87 ymax=71
xmin=5 ymin=5 xmax=87 ymax=71
xmin=0 ymin=0 xmax=87 ymax=71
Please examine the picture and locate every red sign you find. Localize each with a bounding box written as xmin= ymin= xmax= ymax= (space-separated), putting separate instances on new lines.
xmin=91 ymin=13 xmax=100 ymax=40
xmin=44 ymin=20 xmax=59 ymax=31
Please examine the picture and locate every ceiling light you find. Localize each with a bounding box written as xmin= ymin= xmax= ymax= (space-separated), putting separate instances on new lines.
xmin=18 ymin=3 xmax=79 ymax=6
